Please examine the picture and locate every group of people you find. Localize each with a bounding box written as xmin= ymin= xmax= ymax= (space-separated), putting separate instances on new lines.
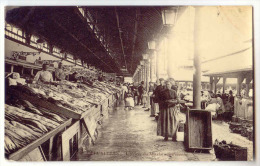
xmin=33 ymin=63 xmax=74 ymax=84
xmin=122 ymin=78 xmax=181 ymax=141
xmin=23 ymin=63 xmax=111 ymax=86
xmin=122 ymin=81 xmax=146 ymax=110
xmin=200 ymin=90 xmax=235 ymax=120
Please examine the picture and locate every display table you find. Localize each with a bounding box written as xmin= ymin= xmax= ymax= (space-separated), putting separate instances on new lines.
xmin=5 ymin=81 xmax=122 ymax=161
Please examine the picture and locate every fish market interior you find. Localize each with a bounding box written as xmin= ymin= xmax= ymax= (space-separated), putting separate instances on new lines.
xmin=4 ymin=6 xmax=254 ymax=161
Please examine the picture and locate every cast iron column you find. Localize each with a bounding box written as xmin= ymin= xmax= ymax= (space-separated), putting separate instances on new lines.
xmin=193 ymin=6 xmax=202 ymax=109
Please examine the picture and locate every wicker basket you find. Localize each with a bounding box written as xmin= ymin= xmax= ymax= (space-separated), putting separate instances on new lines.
xmin=214 ymin=140 xmax=247 ymax=161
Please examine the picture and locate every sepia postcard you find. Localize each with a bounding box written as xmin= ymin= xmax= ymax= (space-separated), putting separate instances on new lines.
xmin=1 ymin=1 xmax=259 ymax=165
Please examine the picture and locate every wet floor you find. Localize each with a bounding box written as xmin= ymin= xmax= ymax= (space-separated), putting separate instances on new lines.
xmin=74 ymin=101 xmax=217 ymax=161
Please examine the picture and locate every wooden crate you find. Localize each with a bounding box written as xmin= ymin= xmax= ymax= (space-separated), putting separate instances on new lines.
xmin=19 ymin=147 xmax=46 ymax=161
xmin=185 ymin=109 xmax=213 ymax=151
xmin=8 ymin=119 xmax=72 ymax=161
xmin=61 ymin=121 xmax=80 ymax=161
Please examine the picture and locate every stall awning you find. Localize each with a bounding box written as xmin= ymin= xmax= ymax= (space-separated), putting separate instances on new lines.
xmin=202 ymin=47 xmax=253 ymax=78
xmin=203 ymin=67 xmax=252 ymax=78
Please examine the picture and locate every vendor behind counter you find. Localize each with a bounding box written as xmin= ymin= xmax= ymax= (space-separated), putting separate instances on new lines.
xmin=33 ymin=64 xmax=53 ymax=84
xmin=54 ymin=62 xmax=66 ymax=81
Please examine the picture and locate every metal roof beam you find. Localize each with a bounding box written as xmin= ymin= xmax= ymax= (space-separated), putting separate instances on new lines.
xmin=130 ymin=8 xmax=140 ymax=72
xmin=115 ymin=7 xmax=127 ymax=69
xmin=51 ymin=18 xmax=117 ymax=73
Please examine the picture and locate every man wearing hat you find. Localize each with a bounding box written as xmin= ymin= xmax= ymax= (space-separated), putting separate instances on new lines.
xmin=137 ymin=81 xmax=145 ymax=105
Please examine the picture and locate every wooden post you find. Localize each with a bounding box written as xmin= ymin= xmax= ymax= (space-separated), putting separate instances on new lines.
xmin=21 ymin=67 xmax=24 ymax=75
xmin=213 ymin=76 xmax=220 ymax=94
xmin=140 ymin=66 xmax=142 ymax=82
xmin=150 ymin=52 xmax=156 ymax=82
xmin=164 ymin=37 xmax=168 ymax=79
xmin=193 ymin=6 xmax=202 ymax=109
xmin=31 ymin=69 xmax=34 ymax=76
xmin=209 ymin=76 xmax=213 ymax=91
xmin=223 ymin=77 xmax=226 ymax=94
xmin=156 ymin=44 xmax=160 ymax=80
xmin=145 ymin=60 xmax=149 ymax=89
xmin=139 ymin=68 xmax=141 ymax=83
xmin=166 ymin=36 xmax=173 ymax=78
xmin=11 ymin=65 xmax=14 ymax=73
xmin=139 ymin=69 xmax=141 ymax=83
xmin=141 ymin=65 xmax=144 ymax=82
xmin=150 ymin=55 xmax=153 ymax=82
xmin=137 ymin=70 xmax=139 ymax=84
xmin=147 ymin=60 xmax=150 ymax=91
xmin=153 ymin=50 xmax=157 ymax=82
xmin=236 ymin=75 xmax=245 ymax=96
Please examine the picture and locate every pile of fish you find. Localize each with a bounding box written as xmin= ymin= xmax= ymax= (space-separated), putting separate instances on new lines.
xmin=229 ymin=122 xmax=253 ymax=141
xmin=5 ymin=104 xmax=67 ymax=155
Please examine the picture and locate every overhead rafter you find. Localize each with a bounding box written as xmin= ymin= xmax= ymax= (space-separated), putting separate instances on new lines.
xmin=74 ymin=7 xmax=121 ymax=68
xmin=130 ymin=8 xmax=140 ymax=72
xmin=20 ymin=7 xmax=36 ymax=29
xmin=114 ymin=7 xmax=127 ymax=69
xmin=51 ymin=17 xmax=117 ymax=73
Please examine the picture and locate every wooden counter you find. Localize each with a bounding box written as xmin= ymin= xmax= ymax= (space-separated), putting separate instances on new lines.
xmin=8 ymin=118 xmax=72 ymax=161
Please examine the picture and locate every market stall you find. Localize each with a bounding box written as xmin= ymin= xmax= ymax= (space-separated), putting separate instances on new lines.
xmin=5 ymin=45 xmax=123 ymax=161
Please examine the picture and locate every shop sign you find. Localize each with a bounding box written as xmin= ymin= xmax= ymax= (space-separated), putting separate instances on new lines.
xmin=11 ymin=51 xmax=40 ymax=61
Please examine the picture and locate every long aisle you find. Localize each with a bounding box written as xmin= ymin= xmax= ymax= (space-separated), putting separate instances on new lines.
xmin=74 ymin=101 xmax=215 ymax=161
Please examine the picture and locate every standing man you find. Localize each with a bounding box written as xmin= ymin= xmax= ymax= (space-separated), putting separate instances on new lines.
xmin=137 ymin=81 xmax=145 ymax=105
xmin=55 ymin=62 xmax=66 ymax=81
xmin=131 ymin=83 xmax=138 ymax=105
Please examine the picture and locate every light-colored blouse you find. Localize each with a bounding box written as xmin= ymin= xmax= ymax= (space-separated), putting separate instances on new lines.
xmin=34 ymin=71 xmax=53 ymax=83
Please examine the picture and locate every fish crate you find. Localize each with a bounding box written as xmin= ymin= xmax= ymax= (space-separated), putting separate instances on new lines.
xmin=9 ymin=88 xmax=98 ymax=120
xmin=213 ymin=141 xmax=247 ymax=161
xmin=7 ymin=118 xmax=72 ymax=161
xmin=184 ymin=109 xmax=213 ymax=151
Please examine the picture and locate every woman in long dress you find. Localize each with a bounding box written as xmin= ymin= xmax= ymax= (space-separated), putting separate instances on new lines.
xmin=157 ymin=81 xmax=180 ymax=141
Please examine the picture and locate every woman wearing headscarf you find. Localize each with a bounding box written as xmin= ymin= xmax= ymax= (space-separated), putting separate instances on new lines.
xmin=168 ymin=77 xmax=177 ymax=91
xmin=153 ymin=78 xmax=165 ymax=117
xmin=157 ymin=80 xmax=180 ymax=141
